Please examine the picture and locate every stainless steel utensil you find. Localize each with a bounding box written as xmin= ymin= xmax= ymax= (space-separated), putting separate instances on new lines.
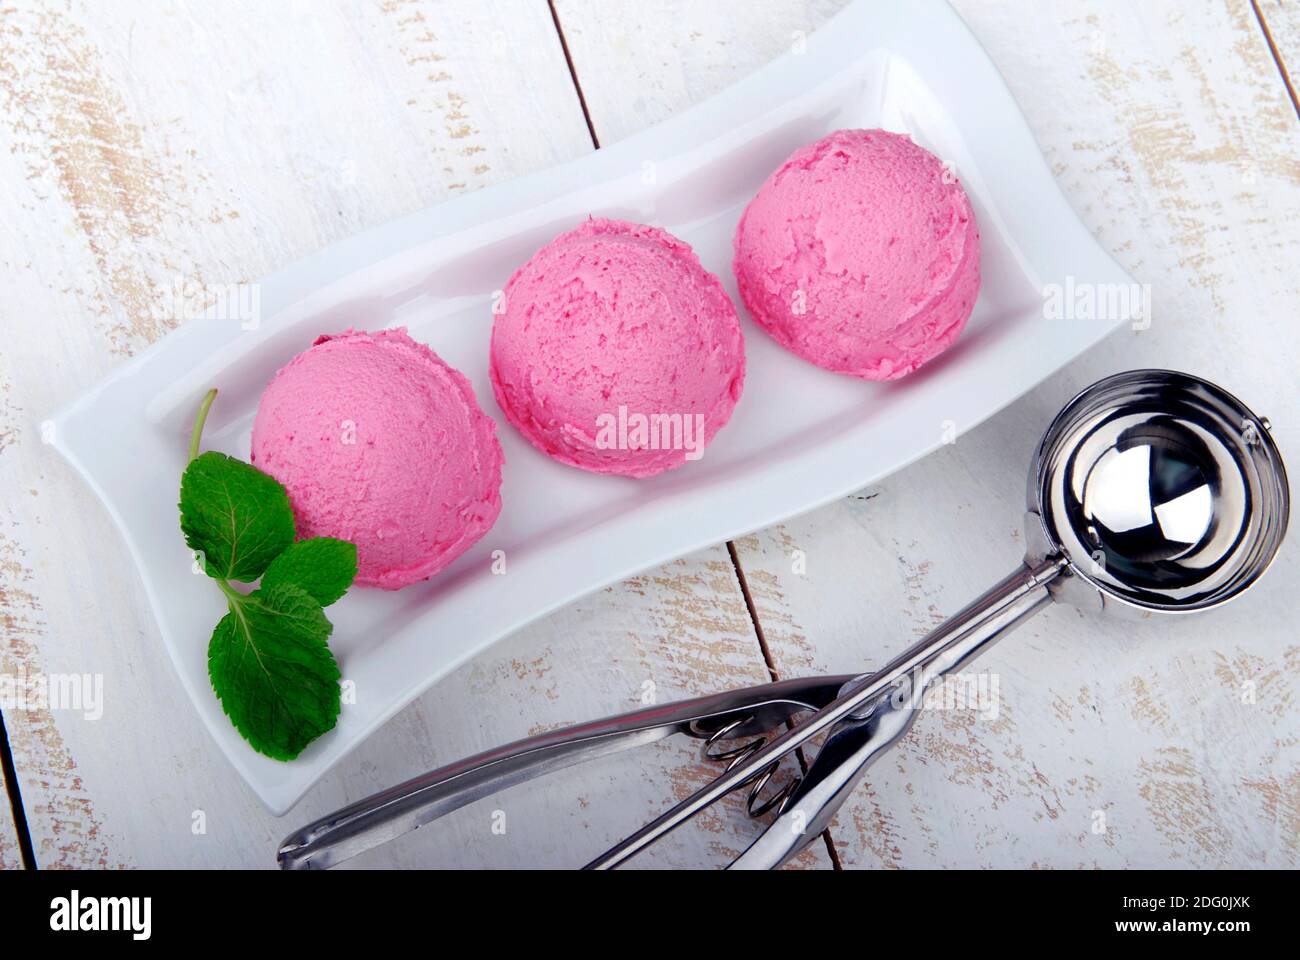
xmin=277 ymin=674 xmax=854 ymax=868
xmin=279 ymin=370 xmax=1288 ymax=870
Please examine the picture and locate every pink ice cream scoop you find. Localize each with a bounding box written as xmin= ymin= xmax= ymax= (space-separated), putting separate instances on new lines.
xmin=489 ymin=217 xmax=745 ymax=478
xmin=250 ymin=328 xmax=503 ymax=591
xmin=733 ymin=128 xmax=980 ymax=381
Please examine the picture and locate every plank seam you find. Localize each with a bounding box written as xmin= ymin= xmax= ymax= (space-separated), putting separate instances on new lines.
xmin=547 ymin=1 xmax=601 ymax=148
xmin=725 ymin=541 xmax=779 ymax=682
xmin=1251 ymin=0 xmax=1300 ymax=122
xmin=0 ymin=707 xmax=37 ymax=869
xmin=726 ymin=541 xmax=843 ymax=869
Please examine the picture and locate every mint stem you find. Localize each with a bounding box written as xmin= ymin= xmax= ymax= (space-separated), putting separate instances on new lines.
xmin=188 ymin=388 xmax=218 ymax=464
xmin=214 ymin=575 xmax=245 ymax=606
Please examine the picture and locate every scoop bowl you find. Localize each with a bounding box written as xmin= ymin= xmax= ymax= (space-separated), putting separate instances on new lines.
xmin=1031 ymin=369 xmax=1289 ymax=613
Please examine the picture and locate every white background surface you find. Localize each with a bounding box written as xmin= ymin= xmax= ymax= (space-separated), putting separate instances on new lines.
xmin=1 ymin=0 xmax=1297 ymax=868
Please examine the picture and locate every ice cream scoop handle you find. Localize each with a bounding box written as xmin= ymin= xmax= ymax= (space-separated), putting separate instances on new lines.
xmin=587 ymin=555 xmax=1065 ymax=869
xmin=277 ymin=674 xmax=853 ymax=869
xmin=728 ymin=560 xmax=1056 ymax=869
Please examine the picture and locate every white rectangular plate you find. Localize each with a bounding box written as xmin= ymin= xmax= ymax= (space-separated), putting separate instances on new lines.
xmin=52 ymin=0 xmax=1133 ymax=814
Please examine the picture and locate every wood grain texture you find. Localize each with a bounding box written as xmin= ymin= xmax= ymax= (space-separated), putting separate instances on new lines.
xmin=0 ymin=0 xmax=825 ymax=868
xmin=729 ymin=0 xmax=1300 ymax=867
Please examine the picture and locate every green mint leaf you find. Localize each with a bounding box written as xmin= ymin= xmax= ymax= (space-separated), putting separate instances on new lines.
xmin=208 ymin=581 xmax=342 ymax=761
xmin=180 ymin=451 xmax=295 ymax=582
xmin=260 ymin=537 xmax=357 ymax=607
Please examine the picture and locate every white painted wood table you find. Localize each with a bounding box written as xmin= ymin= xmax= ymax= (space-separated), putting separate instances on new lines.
xmin=1 ymin=0 xmax=1296 ymax=869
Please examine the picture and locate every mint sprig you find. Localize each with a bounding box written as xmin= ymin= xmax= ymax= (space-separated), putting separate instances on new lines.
xmin=178 ymin=389 xmax=357 ymax=761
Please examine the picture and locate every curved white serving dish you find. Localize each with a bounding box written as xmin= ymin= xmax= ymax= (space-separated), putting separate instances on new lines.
xmin=52 ymin=0 xmax=1133 ymax=813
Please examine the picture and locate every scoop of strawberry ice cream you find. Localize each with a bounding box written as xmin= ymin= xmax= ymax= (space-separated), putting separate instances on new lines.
xmin=250 ymin=328 xmax=503 ymax=590
xmin=733 ymin=128 xmax=980 ymax=380
xmin=489 ymin=217 xmax=745 ymax=478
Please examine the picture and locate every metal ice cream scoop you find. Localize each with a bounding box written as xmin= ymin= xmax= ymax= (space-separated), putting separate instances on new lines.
xmin=279 ymin=370 xmax=1289 ymax=870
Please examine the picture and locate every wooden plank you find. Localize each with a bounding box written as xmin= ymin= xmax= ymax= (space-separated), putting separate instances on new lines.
xmin=729 ymin=0 xmax=1300 ymax=867
xmin=0 ymin=0 xmax=819 ymax=868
